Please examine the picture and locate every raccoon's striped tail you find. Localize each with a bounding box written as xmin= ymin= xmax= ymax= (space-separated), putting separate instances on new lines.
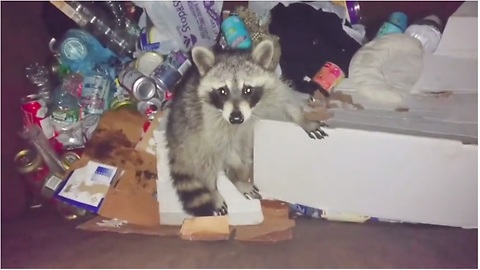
xmin=170 ymin=171 xmax=225 ymax=217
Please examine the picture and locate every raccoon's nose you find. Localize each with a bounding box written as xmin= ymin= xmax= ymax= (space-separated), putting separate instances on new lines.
xmin=229 ymin=111 xmax=244 ymax=124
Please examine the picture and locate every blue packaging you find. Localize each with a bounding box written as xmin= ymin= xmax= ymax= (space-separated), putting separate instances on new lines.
xmin=389 ymin=11 xmax=408 ymax=31
xmin=59 ymin=29 xmax=116 ymax=74
xmin=221 ymin=16 xmax=252 ymax=50
xmin=375 ymin=21 xmax=403 ymax=38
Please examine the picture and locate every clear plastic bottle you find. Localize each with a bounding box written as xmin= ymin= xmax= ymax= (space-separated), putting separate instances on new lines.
xmin=50 ymin=85 xmax=82 ymax=131
xmin=62 ymin=1 xmax=139 ymax=59
xmin=58 ymin=29 xmax=116 ymax=74
xmin=25 ymin=63 xmax=54 ymax=105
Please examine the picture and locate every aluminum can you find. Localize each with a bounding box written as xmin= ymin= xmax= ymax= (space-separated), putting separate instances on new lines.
xmin=21 ymin=94 xmax=55 ymax=139
xmin=137 ymin=97 xmax=163 ymax=121
xmin=151 ymin=51 xmax=191 ymax=93
xmin=109 ymin=78 xmax=135 ymax=111
xmin=135 ymin=51 xmax=164 ymax=76
xmin=61 ymin=151 xmax=81 ymax=170
xmin=14 ymin=148 xmax=50 ymax=208
xmin=118 ymin=67 xmax=157 ymax=101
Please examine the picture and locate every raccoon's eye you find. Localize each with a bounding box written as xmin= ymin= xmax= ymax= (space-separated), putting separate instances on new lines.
xmin=243 ymin=86 xmax=253 ymax=96
xmin=217 ymin=87 xmax=228 ymax=96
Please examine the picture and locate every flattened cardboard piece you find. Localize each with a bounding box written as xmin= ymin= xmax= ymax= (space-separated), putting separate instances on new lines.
xmin=77 ymin=216 xmax=180 ymax=236
xmin=93 ymin=109 xmax=147 ymax=143
xmin=68 ymin=110 xmax=160 ymax=226
xmin=179 ymin=216 xmax=232 ymax=241
xmin=234 ymin=200 xmax=295 ymax=242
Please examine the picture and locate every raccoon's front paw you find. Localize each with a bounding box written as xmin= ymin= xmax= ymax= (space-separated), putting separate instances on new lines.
xmin=212 ymin=191 xmax=228 ymax=216
xmin=234 ymin=181 xmax=262 ymax=200
xmin=302 ymin=120 xmax=328 ymax=140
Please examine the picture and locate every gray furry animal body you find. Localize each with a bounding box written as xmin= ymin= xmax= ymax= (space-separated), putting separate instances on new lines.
xmin=166 ymin=40 xmax=327 ymax=217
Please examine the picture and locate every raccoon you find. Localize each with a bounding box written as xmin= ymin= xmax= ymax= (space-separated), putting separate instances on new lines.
xmin=166 ymin=39 xmax=327 ymax=217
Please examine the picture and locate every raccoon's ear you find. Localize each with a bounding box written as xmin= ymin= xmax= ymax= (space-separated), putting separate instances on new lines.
xmin=192 ymin=46 xmax=215 ymax=76
xmin=251 ymin=39 xmax=275 ymax=69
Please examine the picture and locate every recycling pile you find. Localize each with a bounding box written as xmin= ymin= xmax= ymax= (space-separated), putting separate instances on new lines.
xmin=16 ymin=1 xmax=244 ymax=218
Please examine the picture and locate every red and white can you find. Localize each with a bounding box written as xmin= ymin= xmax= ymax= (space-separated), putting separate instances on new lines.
xmin=21 ymin=94 xmax=55 ymax=139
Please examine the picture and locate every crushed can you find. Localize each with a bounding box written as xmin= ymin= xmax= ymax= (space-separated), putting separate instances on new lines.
xmin=151 ymin=51 xmax=191 ymax=94
xmin=21 ymin=94 xmax=55 ymax=139
xmin=118 ymin=66 xmax=157 ymax=101
xmin=137 ymin=97 xmax=163 ymax=121
xmin=14 ymin=148 xmax=50 ymax=208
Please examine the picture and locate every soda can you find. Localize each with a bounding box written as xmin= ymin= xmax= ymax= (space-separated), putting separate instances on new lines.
xmin=110 ymin=94 xmax=134 ymax=111
xmin=109 ymin=78 xmax=135 ymax=111
xmin=137 ymin=97 xmax=163 ymax=121
xmin=21 ymin=94 xmax=55 ymax=139
xmin=151 ymin=51 xmax=191 ymax=93
xmin=61 ymin=151 xmax=81 ymax=170
xmin=135 ymin=51 xmax=164 ymax=76
xmin=14 ymin=148 xmax=50 ymax=208
xmin=118 ymin=67 xmax=157 ymax=101
xmin=82 ymin=114 xmax=101 ymax=141
xmin=289 ymin=203 xmax=322 ymax=219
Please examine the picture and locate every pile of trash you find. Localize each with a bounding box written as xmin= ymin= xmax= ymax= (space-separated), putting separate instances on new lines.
xmin=15 ymin=1 xmax=447 ymax=228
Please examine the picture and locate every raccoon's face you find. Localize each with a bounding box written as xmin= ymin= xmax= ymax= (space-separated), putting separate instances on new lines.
xmin=192 ymin=40 xmax=276 ymax=125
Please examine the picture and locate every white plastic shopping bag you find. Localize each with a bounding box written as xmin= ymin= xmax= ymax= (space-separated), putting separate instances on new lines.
xmin=136 ymin=1 xmax=223 ymax=52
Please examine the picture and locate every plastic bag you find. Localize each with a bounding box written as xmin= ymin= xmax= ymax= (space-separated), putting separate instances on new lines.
xmin=136 ymin=1 xmax=223 ymax=51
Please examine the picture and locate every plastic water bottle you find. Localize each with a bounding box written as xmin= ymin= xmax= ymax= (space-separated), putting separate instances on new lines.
xmin=404 ymin=15 xmax=444 ymax=54
xmin=58 ymin=29 xmax=116 ymax=75
xmin=25 ymin=63 xmax=54 ymax=105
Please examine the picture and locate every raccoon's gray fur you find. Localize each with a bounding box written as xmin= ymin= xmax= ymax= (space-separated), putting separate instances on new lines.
xmin=166 ymin=40 xmax=327 ymax=217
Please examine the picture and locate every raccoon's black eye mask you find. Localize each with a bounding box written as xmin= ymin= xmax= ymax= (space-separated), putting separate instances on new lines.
xmin=216 ymin=87 xmax=229 ymax=96
xmin=243 ymin=85 xmax=253 ymax=96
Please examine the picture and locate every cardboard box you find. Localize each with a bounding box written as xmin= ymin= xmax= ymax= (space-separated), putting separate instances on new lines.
xmin=252 ymin=2 xmax=478 ymax=229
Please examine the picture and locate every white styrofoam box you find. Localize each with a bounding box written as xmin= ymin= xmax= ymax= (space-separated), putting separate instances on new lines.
xmin=434 ymin=1 xmax=478 ymax=58
xmin=410 ymin=54 xmax=477 ymax=93
xmin=153 ymin=128 xmax=264 ymax=226
xmin=413 ymin=1 xmax=478 ymax=93
xmin=253 ymin=119 xmax=478 ymax=228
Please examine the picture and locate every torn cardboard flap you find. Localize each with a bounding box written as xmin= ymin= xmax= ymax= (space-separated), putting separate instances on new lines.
xmin=78 ymin=199 xmax=296 ymax=242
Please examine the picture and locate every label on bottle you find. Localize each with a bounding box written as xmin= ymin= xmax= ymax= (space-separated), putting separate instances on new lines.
xmin=52 ymin=109 xmax=80 ymax=123
xmin=311 ymin=62 xmax=345 ymax=94
xmin=81 ymin=75 xmax=111 ymax=115
xmin=62 ymin=38 xmax=88 ymax=61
